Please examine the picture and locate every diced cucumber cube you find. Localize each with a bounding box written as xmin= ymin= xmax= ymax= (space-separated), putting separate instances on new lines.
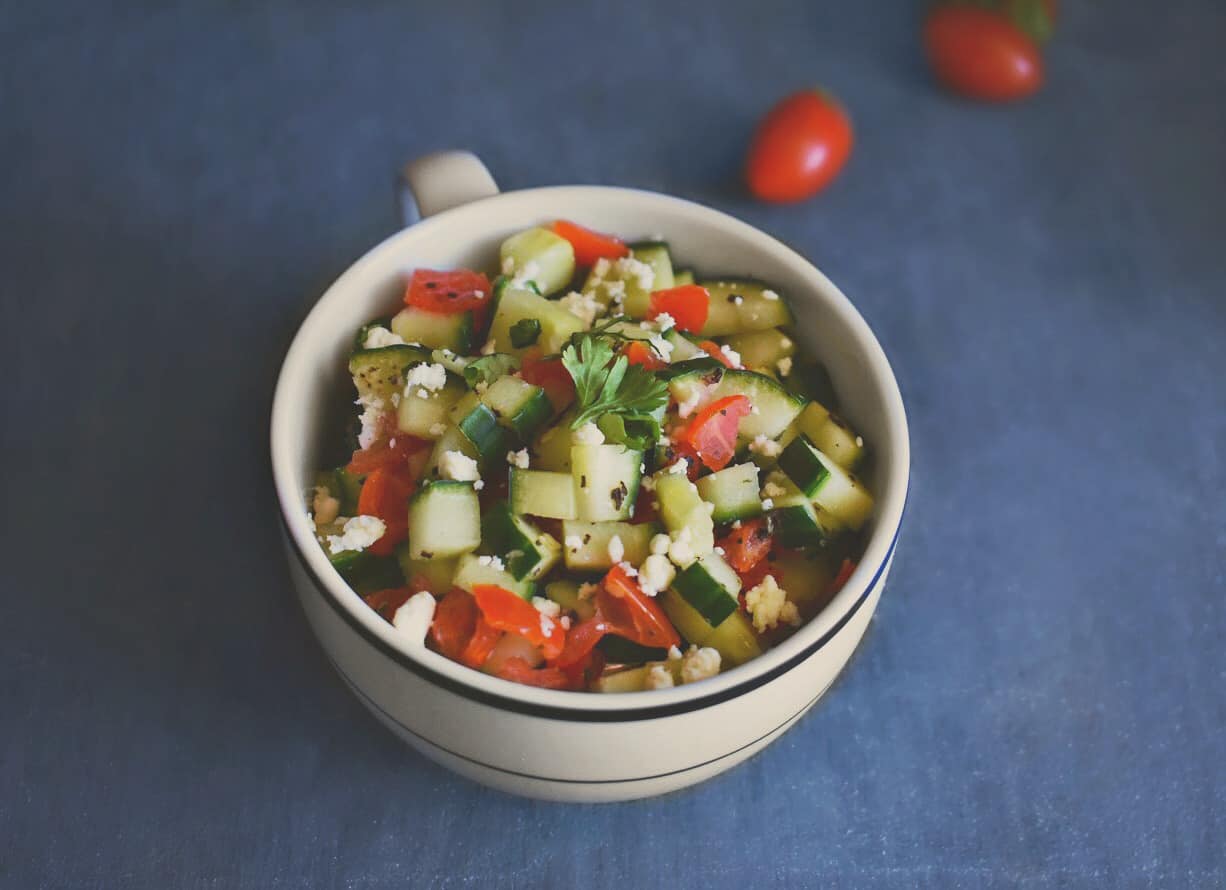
xmin=654 ymin=471 xmax=715 ymax=556
xmin=672 ymin=551 xmax=741 ymax=627
xmin=480 ymin=502 xmax=562 ymax=581
xmin=390 ymin=306 xmax=474 ymax=353
xmin=480 ymin=375 xmax=552 ymax=440
xmin=695 ymin=462 xmax=763 ymax=523
xmin=452 ymin=552 xmax=536 ymax=601
xmin=571 ymin=444 xmax=642 ymax=522
xmin=486 ymin=283 xmax=585 ymax=357
xmin=407 ymin=481 xmax=480 ymax=559
xmin=698 ymin=280 xmax=792 ymax=337
xmin=560 ymin=520 xmax=658 ymax=571
xmin=499 ymin=227 xmax=576 ymax=296
xmin=509 ymin=468 xmax=577 ymax=520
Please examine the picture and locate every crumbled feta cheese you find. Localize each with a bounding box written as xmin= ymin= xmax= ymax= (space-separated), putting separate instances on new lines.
xmin=779 ymin=336 xmax=793 ymax=349
xmin=703 ymin=501 xmax=715 ymax=515
xmin=749 ymin=434 xmax=783 ymax=458
xmin=713 ymin=546 xmax=726 ymax=557
xmin=855 ymin=435 xmax=864 ymax=447
xmin=760 ymin=498 xmax=775 ymax=511
xmin=312 ymin=486 xmax=340 ymax=526
xmin=649 ymin=335 xmax=674 ymax=363
xmin=603 ymin=278 xmax=626 ymax=299
xmin=638 ymin=553 xmax=676 ymax=596
xmin=439 ymin=450 xmax=480 ymax=482
xmin=607 ymin=534 xmax=625 ymax=565
xmin=481 ymin=339 xmax=497 ymax=356
xmin=476 ymin=555 xmax=505 ymax=571
xmin=532 ymin=596 xmax=561 ymax=618
xmin=667 ymin=645 xmax=683 ymax=661
xmin=326 ymin=515 xmax=387 ymax=555
xmin=776 ymin=357 xmax=793 ymax=377
xmin=720 ymin=344 xmax=742 ymax=367
xmin=392 ymin=592 xmax=436 ymax=645
xmin=731 ymin=519 xmax=743 ymax=530
xmin=591 ymin=257 xmax=611 ymax=279
xmin=507 ymin=448 xmax=530 ymax=469
xmin=404 ymin=362 xmax=448 ymax=395
xmin=428 ymin=422 xmax=447 ymax=437
xmin=676 ymin=389 xmax=703 ymax=418
xmin=363 ymin=326 xmax=406 ymax=349
xmin=356 ymin=395 xmax=386 ymax=450
xmin=649 ymin=533 xmax=671 ymax=556
xmin=667 ymin=534 xmax=696 ymax=569
xmin=644 ymin=663 xmax=675 ymax=690
xmin=501 ymin=255 xmax=516 ymax=275
xmin=620 ymin=564 xmax=638 ymax=577
xmin=510 ymin=260 xmax=541 ymax=289
xmin=565 ymin=535 xmax=584 ymax=552
xmin=653 ymin=312 xmax=677 ymax=331
xmin=744 ymin=574 xmax=800 ymax=633
xmin=613 ymin=256 xmax=655 ymax=291
xmin=750 ymin=405 xmax=761 ymax=415
xmin=473 ymin=480 xmax=484 ymax=491
xmin=390 ymin=392 xmax=402 ymax=408
xmin=577 ymin=581 xmax=599 ymax=600
xmin=560 ymin=615 xmax=572 ymax=630
xmin=680 ymin=646 xmax=722 ymax=683
xmin=572 ymin=422 xmax=605 ymax=446
xmin=539 ymin=613 xmax=556 ymax=636
xmin=762 ymin=480 xmax=788 ymax=499
xmin=666 ymin=460 xmax=689 ymax=475
xmin=762 ymin=289 xmax=780 ymax=301
xmin=558 ymin=290 xmax=603 ymax=328
xmin=640 ymin=475 xmax=655 ymax=492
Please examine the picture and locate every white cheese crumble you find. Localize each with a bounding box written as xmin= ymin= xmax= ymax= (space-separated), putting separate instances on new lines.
xmin=607 ymin=534 xmax=625 ymax=565
xmin=667 ymin=645 xmax=683 ymax=661
xmin=649 ymin=533 xmax=671 ymax=556
xmin=326 ymin=515 xmax=386 ymax=555
xmin=713 ymin=546 xmax=726 ymax=557
xmin=507 ymin=448 xmax=530 ymax=469
xmin=501 ymin=256 xmax=516 ymax=275
xmin=532 ymin=597 xmax=561 ymax=618
xmin=762 ymin=480 xmax=788 ymax=500
xmin=577 ymin=581 xmax=599 ymax=600
xmin=676 ymin=389 xmax=703 ymax=418
xmin=356 ymin=395 xmax=385 ymax=450
xmin=761 ymin=289 xmax=780 ymax=301
xmin=649 ymin=335 xmax=674 ymax=363
xmin=855 ymin=435 xmax=864 ymax=447
xmin=638 ymin=553 xmax=675 ymax=596
xmin=680 ymin=646 xmax=722 ymax=683
xmin=558 ymin=290 xmax=603 ymax=328
xmin=644 ymin=663 xmax=675 ymax=690
xmin=539 ymin=613 xmax=556 ymax=637
xmin=510 ymin=260 xmax=541 ymax=289
xmin=481 ymin=339 xmax=497 ymax=356
xmin=439 ymin=450 xmax=480 ymax=482
xmin=428 ymin=422 xmax=447 ymax=438
xmin=476 ymin=555 xmax=505 ymax=571
xmin=731 ymin=295 xmax=744 ymax=306
xmin=564 ymin=535 xmax=584 ymax=552
xmin=749 ymin=434 xmax=783 ymax=458
xmin=591 ymin=257 xmax=611 ymax=279
xmin=779 ymin=336 xmax=793 ymax=349
xmin=720 ymin=344 xmax=742 ymax=367
xmin=665 ymin=460 xmax=689 ymax=475
xmin=776 ymin=357 xmax=793 ymax=377
xmin=760 ymin=498 xmax=775 ymax=511
xmin=474 ymin=480 xmax=484 ymax=491
xmin=572 ymin=422 xmax=605 ymax=446
xmin=312 ymin=486 xmax=340 ymax=527
xmin=650 ymin=312 xmax=677 ymax=332
xmin=667 ymin=527 xmax=696 ymax=568
xmin=613 ymin=256 xmax=655 ymax=291
xmin=640 ymin=474 xmax=655 ymax=492
xmin=744 ymin=574 xmax=800 ymax=633
xmin=363 ymin=326 xmax=406 ymax=349
xmin=404 ymin=362 xmax=447 ymax=395
xmin=392 ymin=592 xmax=437 ymax=645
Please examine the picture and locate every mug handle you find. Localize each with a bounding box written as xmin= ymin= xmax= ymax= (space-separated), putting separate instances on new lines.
xmin=398 ymin=151 xmax=499 ymax=226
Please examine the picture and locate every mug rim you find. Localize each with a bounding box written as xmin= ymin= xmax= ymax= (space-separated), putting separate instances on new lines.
xmin=271 ymin=184 xmax=910 ymax=720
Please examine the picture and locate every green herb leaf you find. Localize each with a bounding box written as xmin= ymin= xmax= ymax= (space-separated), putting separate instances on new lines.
xmin=509 ymin=318 xmax=542 ymax=348
xmin=561 ymin=333 xmax=669 ymax=448
xmin=463 ymin=353 xmax=520 ymax=388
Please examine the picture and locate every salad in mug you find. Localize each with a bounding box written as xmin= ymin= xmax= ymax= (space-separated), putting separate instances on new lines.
xmin=309 ymin=221 xmax=873 ymax=692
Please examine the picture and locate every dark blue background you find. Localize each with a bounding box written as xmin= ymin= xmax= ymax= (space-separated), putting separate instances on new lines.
xmin=4 ymin=2 xmax=1223 ymax=887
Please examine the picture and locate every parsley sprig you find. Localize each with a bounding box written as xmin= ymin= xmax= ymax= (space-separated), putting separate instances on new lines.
xmin=561 ymin=333 xmax=669 ymax=450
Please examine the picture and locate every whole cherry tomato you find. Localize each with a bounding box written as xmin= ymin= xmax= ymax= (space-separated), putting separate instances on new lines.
xmin=745 ymin=89 xmax=853 ymax=203
xmin=923 ymin=5 xmax=1043 ymax=102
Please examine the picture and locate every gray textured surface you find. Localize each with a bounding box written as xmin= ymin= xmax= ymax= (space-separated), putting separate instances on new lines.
xmin=3 ymin=1 xmax=1224 ymax=887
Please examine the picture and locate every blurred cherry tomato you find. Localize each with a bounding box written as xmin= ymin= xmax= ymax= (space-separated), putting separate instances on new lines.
xmin=924 ymin=5 xmax=1043 ymax=102
xmin=745 ymin=89 xmax=853 ymax=203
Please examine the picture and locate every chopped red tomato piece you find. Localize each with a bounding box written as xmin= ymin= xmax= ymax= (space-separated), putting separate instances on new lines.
xmin=363 ymin=587 xmax=414 ymax=623
xmin=404 ymin=269 xmax=492 ymax=317
xmin=828 ymin=558 xmax=857 ymax=595
xmin=598 ymin=565 xmax=681 ymax=650
xmin=356 ymin=466 xmax=415 ymax=555
xmin=699 ymin=340 xmax=737 ymax=368
xmin=494 ymin=657 xmax=573 ymax=689
xmin=648 ymin=285 xmax=710 ymax=333
xmin=718 ymin=517 xmax=773 ymax=574
xmin=460 ymin=615 xmax=502 ymax=669
xmin=623 ymin=340 xmax=667 ymax=371
xmin=520 ymin=349 xmax=576 ymax=412
xmin=680 ymin=395 xmax=752 ymax=471
xmin=471 ymin=584 xmax=566 ymax=660
xmin=429 ymin=588 xmax=479 ymax=661
xmin=550 ymin=614 xmax=610 ymax=669
xmin=346 ymin=436 xmax=431 ymax=476
xmin=550 ymin=220 xmax=630 ymax=267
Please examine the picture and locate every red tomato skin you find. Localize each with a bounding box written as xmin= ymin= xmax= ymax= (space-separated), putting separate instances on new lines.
xmin=745 ymin=89 xmax=854 ymax=203
xmin=647 ymin=285 xmax=710 ymax=334
xmin=550 ymin=220 xmax=630 ymax=267
xmin=429 ymin=588 xmax=479 ymax=661
xmin=681 ymin=395 xmax=753 ymax=472
xmin=356 ymin=466 xmax=415 ymax=555
xmin=698 ymin=341 xmax=737 ymax=369
xmin=623 ymin=341 xmax=667 ymax=371
xmin=718 ymin=517 xmax=774 ymax=574
xmin=923 ymin=6 xmax=1043 ymax=102
xmin=404 ymin=269 xmax=492 ymax=315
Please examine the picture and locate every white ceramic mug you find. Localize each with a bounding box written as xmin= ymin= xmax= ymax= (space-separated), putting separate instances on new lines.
xmin=271 ymin=151 xmax=909 ymax=802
